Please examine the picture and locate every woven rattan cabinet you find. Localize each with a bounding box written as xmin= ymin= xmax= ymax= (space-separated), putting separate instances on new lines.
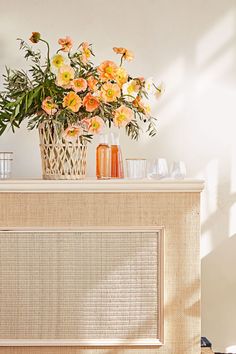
xmin=0 ymin=179 xmax=204 ymax=354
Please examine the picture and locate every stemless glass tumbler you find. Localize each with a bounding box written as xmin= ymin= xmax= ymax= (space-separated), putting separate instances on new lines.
xmin=126 ymin=159 xmax=147 ymax=179
xmin=0 ymin=152 xmax=13 ymax=179
xmin=170 ymin=161 xmax=187 ymax=179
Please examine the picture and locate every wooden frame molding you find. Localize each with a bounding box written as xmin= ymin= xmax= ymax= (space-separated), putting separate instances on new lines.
xmin=0 ymin=227 xmax=164 ymax=347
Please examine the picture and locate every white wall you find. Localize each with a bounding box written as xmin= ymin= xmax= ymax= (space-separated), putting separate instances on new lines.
xmin=1 ymin=0 xmax=236 ymax=351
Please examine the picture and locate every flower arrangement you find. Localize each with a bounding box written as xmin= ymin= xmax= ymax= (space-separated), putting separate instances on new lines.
xmin=0 ymin=32 xmax=163 ymax=141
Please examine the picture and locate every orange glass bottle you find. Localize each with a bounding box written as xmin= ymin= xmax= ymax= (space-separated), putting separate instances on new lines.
xmin=110 ymin=133 xmax=124 ymax=179
xmin=96 ymin=134 xmax=111 ymax=179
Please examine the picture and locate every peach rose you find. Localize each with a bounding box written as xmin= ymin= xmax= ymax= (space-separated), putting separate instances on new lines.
xmin=83 ymin=93 xmax=100 ymax=112
xmin=113 ymin=105 xmax=134 ymax=127
xmin=63 ymin=91 xmax=82 ymax=112
xmin=97 ymin=60 xmax=118 ymax=81
xmin=58 ymin=36 xmax=73 ymax=52
xmin=100 ymin=82 xmax=121 ymax=103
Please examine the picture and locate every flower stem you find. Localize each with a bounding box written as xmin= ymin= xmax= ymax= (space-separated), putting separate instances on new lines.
xmin=40 ymin=39 xmax=51 ymax=72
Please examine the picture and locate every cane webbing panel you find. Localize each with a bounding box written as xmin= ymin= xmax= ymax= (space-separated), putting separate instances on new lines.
xmin=0 ymin=231 xmax=161 ymax=343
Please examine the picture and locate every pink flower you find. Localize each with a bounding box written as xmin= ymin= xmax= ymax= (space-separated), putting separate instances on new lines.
xmin=41 ymin=96 xmax=58 ymax=115
xmin=71 ymin=78 xmax=87 ymax=93
xmin=97 ymin=60 xmax=118 ymax=81
xmin=113 ymin=47 xmax=134 ymax=61
xmin=100 ymin=82 xmax=121 ymax=103
xmin=63 ymin=125 xmax=83 ymax=142
xmin=87 ymin=76 xmax=98 ymax=91
xmin=81 ymin=42 xmax=92 ymax=64
xmin=58 ymin=36 xmax=73 ymax=52
xmin=88 ymin=116 xmax=104 ymax=134
xmin=113 ymin=105 xmax=134 ymax=127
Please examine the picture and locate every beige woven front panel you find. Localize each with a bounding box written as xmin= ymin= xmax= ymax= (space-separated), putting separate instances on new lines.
xmin=0 ymin=231 xmax=160 ymax=342
xmin=0 ymin=192 xmax=201 ymax=354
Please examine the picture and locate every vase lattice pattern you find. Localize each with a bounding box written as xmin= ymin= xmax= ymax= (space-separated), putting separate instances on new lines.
xmin=39 ymin=123 xmax=87 ymax=180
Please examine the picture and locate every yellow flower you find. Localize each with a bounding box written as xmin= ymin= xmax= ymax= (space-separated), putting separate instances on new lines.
xmin=51 ymin=54 xmax=69 ymax=73
xmin=63 ymin=91 xmax=82 ymax=112
xmin=122 ymin=80 xmax=140 ymax=101
xmin=100 ymin=82 xmax=121 ymax=103
xmin=114 ymin=67 xmax=128 ymax=87
xmin=113 ymin=105 xmax=134 ymax=127
xmin=56 ymin=65 xmax=74 ymax=88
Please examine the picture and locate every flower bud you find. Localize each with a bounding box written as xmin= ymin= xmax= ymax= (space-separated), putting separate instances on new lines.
xmin=29 ymin=32 xmax=41 ymax=43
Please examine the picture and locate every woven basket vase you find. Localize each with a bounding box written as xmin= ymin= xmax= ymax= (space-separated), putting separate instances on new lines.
xmin=39 ymin=122 xmax=87 ymax=180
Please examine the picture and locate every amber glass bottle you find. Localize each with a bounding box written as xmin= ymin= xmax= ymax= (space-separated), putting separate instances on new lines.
xmin=110 ymin=133 xmax=124 ymax=178
xmin=96 ymin=135 xmax=111 ymax=179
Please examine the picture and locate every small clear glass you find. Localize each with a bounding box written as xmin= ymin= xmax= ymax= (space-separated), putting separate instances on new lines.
xmin=170 ymin=161 xmax=186 ymax=179
xmin=126 ymin=159 xmax=147 ymax=179
xmin=148 ymin=158 xmax=169 ymax=179
xmin=0 ymin=152 xmax=13 ymax=179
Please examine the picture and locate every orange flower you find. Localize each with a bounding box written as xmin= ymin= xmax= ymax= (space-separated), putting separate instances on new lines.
xmin=97 ymin=60 xmax=118 ymax=81
xmin=83 ymin=93 xmax=100 ymax=112
xmin=63 ymin=125 xmax=83 ymax=142
xmin=41 ymin=96 xmax=57 ymax=115
xmin=113 ymin=105 xmax=134 ymax=127
xmin=71 ymin=78 xmax=87 ymax=93
xmin=58 ymin=36 xmax=73 ymax=52
xmin=29 ymin=32 xmax=41 ymax=43
xmin=81 ymin=42 xmax=92 ymax=63
xmin=88 ymin=116 xmax=104 ymax=134
xmin=87 ymin=76 xmax=98 ymax=91
xmin=56 ymin=65 xmax=74 ymax=88
xmin=100 ymin=82 xmax=121 ymax=103
xmin=63 ymin=91 xmax=82 ymax=112
xmin=113 ymin=47 xmax=134 ymax=61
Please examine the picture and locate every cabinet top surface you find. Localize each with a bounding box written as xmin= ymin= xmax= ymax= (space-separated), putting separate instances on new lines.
xmin=0 ymin=178 xmax=204 ymax=193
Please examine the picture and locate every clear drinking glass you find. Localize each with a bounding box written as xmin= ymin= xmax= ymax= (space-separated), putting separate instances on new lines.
xmin=170 ymin=161 xmax=186 ymax=179
xmin=126 ymin=159 xmax=147 ymax=179
xmin=0 ymin=152 xmax=13 ymax=179
xmin=148 ymin=158 xmax=169 ymax=179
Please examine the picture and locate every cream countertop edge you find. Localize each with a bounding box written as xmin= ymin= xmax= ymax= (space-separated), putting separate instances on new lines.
xmin=0 ymin=178 xmax=204 ymax=193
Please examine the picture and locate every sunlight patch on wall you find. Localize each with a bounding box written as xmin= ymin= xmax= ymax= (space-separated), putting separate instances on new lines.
xmin=201 ymin=231 xmax=213 ymax=259
xmin=201 ymin=159 xmax=219 ymax=223
xmin=226 ymin=345 xmax=236 ymax=353
xmin=149 ymin=57 xmax=186 ymax=133
xmin=200 ymin=159 xmax=219 ymax=259
xmin=196 ymin=11 xmax=235 ymax=67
